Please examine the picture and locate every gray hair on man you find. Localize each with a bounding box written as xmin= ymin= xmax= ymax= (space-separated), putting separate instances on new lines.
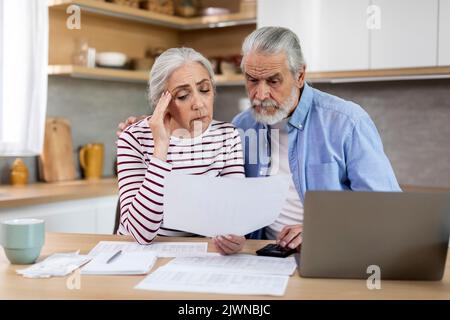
xmin=148 ymin=47 xmax=216 ymax=111
xmin=241 ymin=26 xmax=306 ymax=78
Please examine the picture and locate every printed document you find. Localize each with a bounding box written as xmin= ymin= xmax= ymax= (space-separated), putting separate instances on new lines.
xmin=135 ymin=267 xmax=289 ymax=296
xmin=164 ymin=174 xmax=290 ymax=236
xmin=163 ymin=254 xmax=297 ymax=276
xmin=88 ymin=241 xmax=208 ymax=258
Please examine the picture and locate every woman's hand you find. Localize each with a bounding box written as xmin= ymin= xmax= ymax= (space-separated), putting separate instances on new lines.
xmin=213 ymin=234 xmax=245 ymax=255
xmin=148 ymin=91 xmax=173 ymax=161
xmin=277 ymin=224 xmax=303 ymax=250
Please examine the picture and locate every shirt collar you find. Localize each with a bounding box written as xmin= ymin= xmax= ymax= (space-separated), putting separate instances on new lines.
xmin=288 ymin=82 xmax=313 ymax=131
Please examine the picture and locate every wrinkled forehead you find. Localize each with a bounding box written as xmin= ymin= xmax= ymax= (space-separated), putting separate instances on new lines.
xmin=167 ymin=62 xmax=211 ymax=89
xmin=244 ymin=51 xmax=290 ymax=78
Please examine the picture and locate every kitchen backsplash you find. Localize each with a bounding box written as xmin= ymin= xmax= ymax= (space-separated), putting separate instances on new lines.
xmin=1 ymin=77 xmax=449 ymax=188
xmin=1 ymin=77 xmax=149 ymax=184
xmin=314 ymin=79 xmax=450 ymax=189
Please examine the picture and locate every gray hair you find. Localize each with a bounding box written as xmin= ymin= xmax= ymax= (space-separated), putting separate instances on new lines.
xmin=241 ymin=26 xmax=306 ymax=78
xmin=148 ymin=47 xmax=216 ymax=111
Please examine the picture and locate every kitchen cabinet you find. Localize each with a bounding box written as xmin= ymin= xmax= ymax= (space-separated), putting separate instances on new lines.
xmin=258 ymin=0 xmax=370 ymax=72
xmin=370 ymin=0 xmax=438 ymax=69
xmin=258 ymin=0 xmax=450 ymax=81
xmin=0 ymin=195 xmax=118 ymax=234
xmin=439 ymin=0 xmax=450 ymax=66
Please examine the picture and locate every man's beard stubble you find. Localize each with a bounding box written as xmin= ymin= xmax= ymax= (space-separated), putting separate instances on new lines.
xmin=250 ymin=88 xmax=298 ymax=125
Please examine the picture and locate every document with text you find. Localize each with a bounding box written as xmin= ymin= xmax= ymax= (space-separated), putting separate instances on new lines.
xmin=163 ymin=254 xmax=297 ymax=276
xmin=164 ymin=174 xmax=291 ymax=237
xmin=135 ymin=266 xmax=289 ymax=296
xmin=87 ymin=241 xmax=208 ymax=258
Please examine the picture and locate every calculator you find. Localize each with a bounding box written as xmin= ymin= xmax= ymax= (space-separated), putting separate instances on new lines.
xmin=255 ymin=243 xmax=297 ymax=258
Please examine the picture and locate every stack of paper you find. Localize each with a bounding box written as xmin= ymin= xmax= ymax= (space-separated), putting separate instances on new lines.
xmin=162 ymin=254 xmax=297 ymax=275
xmin=88 ymin=241 xmax=208 ymax=258
xmin=135 ymin=267 xmax=289 ymax=296
xmin=81 ymin=251 xmax=157 ymax=275
xmin=135 ymin=254 xmax=296 ymax=296
xmin=16 ymin=252 xmax=91 ymax=278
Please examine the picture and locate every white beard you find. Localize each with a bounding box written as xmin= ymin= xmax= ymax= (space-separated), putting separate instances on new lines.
xmin=250 ymin=88 xmax=298 ymax=125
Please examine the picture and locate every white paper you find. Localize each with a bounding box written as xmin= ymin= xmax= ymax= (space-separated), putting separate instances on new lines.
xmin=16 ymin=251 xmax=91 ymax=278
xmin=88 ymin=241 xmax=208 ymax=258
xmin=135 ymin=267 xmax=289 ymax=296
xmin=164 ymin=174 xmax=291 ymax=237
xmin=81 ymin=251 xmax=157 ymax=275
xmin=162 ymin=254 xmax=297 ymax=276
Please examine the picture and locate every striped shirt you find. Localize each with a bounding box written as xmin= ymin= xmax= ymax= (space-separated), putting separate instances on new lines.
xmin=117 ymin=117 xmax=245 ymax=244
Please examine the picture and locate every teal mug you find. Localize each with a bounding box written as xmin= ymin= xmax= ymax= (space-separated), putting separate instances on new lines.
xmin=0 ymin=219 xmax=45 ymax=264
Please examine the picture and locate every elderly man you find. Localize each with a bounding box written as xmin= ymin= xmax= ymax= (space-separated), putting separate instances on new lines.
xmin=232 ymin=25 xmax=400 ymax=247
xmin=118 ymin=26 xmax=400 ymax=251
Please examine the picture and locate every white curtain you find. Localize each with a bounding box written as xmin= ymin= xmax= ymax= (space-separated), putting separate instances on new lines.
xmin=0 ymin=0 xmax=48 ymax=156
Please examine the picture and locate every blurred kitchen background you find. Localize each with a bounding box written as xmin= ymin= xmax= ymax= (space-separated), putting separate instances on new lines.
xmin=0 ymin=0 xmax=449 ymax=234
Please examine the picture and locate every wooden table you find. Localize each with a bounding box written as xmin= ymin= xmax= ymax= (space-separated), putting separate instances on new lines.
xmin=1 ymin=233 xmax=449 ymax=299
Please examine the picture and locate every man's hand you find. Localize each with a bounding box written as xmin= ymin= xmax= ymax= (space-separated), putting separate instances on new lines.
xmin=116 ymin=115 xmax=148 ymax=138
xmin=213 ymin=234 xmax=245 ymax=255
xmin=277 ymin=224 xmax=303 ymax=249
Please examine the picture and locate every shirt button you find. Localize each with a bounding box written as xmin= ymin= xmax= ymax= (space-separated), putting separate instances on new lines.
xmin=298 ymin=124 xmax=303 ymax=129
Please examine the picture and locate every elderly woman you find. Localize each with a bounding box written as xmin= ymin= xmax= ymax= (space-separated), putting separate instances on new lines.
xmin=117 ymin=47 xmax=245 ymax=254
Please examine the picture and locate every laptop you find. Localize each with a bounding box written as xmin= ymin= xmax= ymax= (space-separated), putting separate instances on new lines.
xmin=297 ymin=191 xmax=450 ymax=280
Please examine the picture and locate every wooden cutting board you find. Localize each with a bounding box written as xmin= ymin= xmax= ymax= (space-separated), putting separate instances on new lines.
xmin=39 ymin=118 xmax=77 ymax=182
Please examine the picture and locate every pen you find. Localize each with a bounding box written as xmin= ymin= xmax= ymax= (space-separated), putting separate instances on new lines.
xmin=106 ymin=250 xmax=122 ymax=264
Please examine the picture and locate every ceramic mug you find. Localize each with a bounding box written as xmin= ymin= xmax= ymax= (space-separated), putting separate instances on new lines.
xmin=0 ymin=219 xmax=45 ymax=264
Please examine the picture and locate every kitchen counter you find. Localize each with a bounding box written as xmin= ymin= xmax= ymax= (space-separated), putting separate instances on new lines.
xmin=401 ymin=185 xmax=450 ymax=193
xmin=0 ymin=178 xmax=117 ymax=209
xmin=0 ymin=179 xmax=448 ymax=210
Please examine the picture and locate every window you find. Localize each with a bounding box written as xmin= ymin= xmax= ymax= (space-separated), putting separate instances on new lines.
xmin=0 ymin=0 xmax=48 ymax=156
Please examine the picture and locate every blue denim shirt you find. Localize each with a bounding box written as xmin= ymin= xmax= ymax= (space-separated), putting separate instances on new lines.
xmin=232 ymin=83 xmax=401 ymax=239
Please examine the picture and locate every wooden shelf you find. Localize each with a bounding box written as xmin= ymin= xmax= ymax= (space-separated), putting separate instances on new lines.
xmin=48 ymin=65 xmax=148 ymax=82
xmin=400 ymin=185 xmax=450 ymax=194
xmin=307 ymin=66 xmax=450 ymax=83
xmin=215 ymin=73 xmax=246 ymax=86
xmin=49 ymin=65 xmax=450 ymax=86
xmin=48 ymin=0 xmax=256 ymax=30
xmin=48 ymin=65 xmax=149 ymax=82
xmin=48 ymin=65 xmax=245 ymax=86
